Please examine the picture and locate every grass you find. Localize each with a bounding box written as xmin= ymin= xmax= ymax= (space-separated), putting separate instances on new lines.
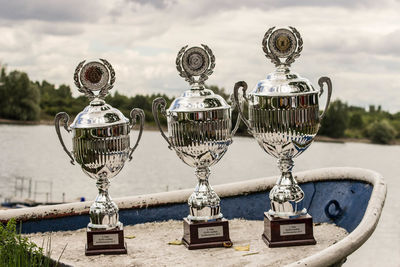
xmin=0 ymin=218 xmax=66 ymax=267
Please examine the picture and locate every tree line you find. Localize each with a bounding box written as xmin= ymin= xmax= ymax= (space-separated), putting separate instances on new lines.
xmin=0 ymin=67 xmax=399 ymax=144
xmin=320 ymin=100 xmax=399 ymax=144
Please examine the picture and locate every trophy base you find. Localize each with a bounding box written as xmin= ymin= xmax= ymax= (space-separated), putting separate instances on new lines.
xmin=182 ymin=218 xmax=232 ymax=250
xmin=85 ymin=227 xmax=127 ymax=256
xmin=262 ymin=212 xmax=316 ymax=248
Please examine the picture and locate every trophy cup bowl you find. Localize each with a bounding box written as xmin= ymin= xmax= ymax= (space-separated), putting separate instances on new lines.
xmin=152 ymin=45 xmax=239 ymax=249
xmin=55 ymin=59 xmax=144 ymax=255
xmin=153 ymin=92 xmax=232 ymax=221
xmin=233 ymin=27 xmax=332 ymax=247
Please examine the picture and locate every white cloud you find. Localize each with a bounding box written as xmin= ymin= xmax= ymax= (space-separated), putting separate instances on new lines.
xmin=0 ymin=0 xmax=108 ymax=22
xmin=0 ymin=0 xmax=399 ymax=112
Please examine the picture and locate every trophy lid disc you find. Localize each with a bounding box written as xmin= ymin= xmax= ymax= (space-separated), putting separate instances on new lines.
xmin=171 ymin=44 xmax=230 ymax=112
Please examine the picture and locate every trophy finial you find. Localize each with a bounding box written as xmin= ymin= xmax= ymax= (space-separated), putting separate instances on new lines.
xmin=73 ymin=59 xmax=115 ymax=100
xmin=176 ymin=44 xmax=215 ymax=89
xmin=262 ymin=26 xmax=303 ymax=67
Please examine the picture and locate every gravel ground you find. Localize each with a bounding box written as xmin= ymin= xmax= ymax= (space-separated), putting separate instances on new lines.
xmin=27 ymin=219 xmax=347 ymax=267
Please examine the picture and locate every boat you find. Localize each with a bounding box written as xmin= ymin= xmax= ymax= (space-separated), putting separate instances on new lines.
xmin=0 ymin=167 xmax=386 ymax=266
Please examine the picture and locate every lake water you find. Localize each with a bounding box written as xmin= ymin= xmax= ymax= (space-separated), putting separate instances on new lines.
xmin=0 ymin=125 xmax=398 ymax=266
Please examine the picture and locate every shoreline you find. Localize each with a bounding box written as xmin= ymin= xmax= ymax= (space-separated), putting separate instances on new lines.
xmin=1 ymin=118 xmax=398 ymax=145
xmin=0 ymin=118 xmax=54 ymax=126
xmin=0 ymin=118 xmax=161 ymax=131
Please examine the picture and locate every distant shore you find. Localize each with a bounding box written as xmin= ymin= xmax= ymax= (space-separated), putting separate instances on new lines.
xmin=0 ymin=118 xmax=398 ymax=145
xmin=0 ymin=118 xmax=161 ymax=131
xmin=0 ymin=118 xmax=54 ymax=126
xmin=314 ymin=136 xmax=370 ymax=144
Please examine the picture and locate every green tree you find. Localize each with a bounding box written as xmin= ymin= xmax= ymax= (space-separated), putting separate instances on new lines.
xmin=366 ymin=120 xmax=397 ymax=144
xmin=0 ymin=70 xmax=40 ymax=121
xmin=319 ymin=100 xmax=349 ymax=138
xmin=105 ymin=91 xmax=130 ymax=111
xmin=37 ymin=81 xmax=79 ymax=118
xmin=208 ymin=84 xmax=229 ymax=100
xmin=349 ymin=113 xmax=364 ymax=129
xmin=369 ymin=105 xmax=376 ymax=113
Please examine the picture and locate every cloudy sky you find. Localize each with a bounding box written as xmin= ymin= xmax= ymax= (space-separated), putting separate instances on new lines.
xmin=0 ymin=0 xmax=399 ymax=112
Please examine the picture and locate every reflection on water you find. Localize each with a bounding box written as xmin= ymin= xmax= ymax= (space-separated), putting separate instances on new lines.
xmin=0 ymin=125 xmax=399 ymax=266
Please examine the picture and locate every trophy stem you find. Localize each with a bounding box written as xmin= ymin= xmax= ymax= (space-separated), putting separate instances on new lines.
xmin=187 ymin=167 xmax=223 ymax=222
xmin=190 ymin=82 xmax=204 ymax=90
xmin=88 ymin=176 xmax=120 ymax=231
xmin=276 ymin=64 xmax=290 ymax=72
xmin=269 ymin=158 xmax=306 ymax=218
xmin=277 ymin=157 xmax=295 ymax=181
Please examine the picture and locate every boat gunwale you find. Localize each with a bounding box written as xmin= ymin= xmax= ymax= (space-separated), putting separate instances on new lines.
xmin=287 ymin=167 xmax=386 ymax=267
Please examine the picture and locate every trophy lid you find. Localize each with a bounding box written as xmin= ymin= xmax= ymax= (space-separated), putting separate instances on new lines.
xmin=251 ymin=27 xmax=318 ymax=96
xmin=70 ymin=59 xmax=129 ymax=128
xmin=71 ymin=103 xmax=129 ymax=129
xmin=169 ymin=88 xmax=229 ymax=112
xmin=170 ymin=44 xmax=230 ymax=112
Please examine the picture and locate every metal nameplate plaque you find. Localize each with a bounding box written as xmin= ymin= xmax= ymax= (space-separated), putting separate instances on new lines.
xmin=198 ymin=226 xmax=224 ymax=239
xmin=280 ymin=223 xmax=306 ymax=236
xmin=93 ymin=233 xmax=119 ymax=246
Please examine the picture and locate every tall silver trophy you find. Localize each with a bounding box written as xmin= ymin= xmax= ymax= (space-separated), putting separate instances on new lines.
xmin=233 ymin=27 xmax=332 ymax=247
xmin=152 ymin=45 xmax=239 ymax=249
xmin=55 ymin=59 xmax=144 ymax=255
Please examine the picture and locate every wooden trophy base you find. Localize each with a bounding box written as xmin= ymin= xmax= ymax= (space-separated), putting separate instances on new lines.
xmin=182 ymin=218 xmax=232 ymax=250
xmin=85 ymin=227 xmax=127 ymax=256
xmin=262 ymin=212 xmax=316 ymax=248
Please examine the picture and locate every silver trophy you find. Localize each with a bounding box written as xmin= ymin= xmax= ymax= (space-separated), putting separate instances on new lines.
xmin=152 ymin=45 xmax=239 ymax=249
xmin=233 ymin=27 xmax=332 ymax=247
xmin=55 ymin=59 xmax=144 ymax=255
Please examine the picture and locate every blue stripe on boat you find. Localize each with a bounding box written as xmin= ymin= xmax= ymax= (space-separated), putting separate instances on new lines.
xmin=19 ymin=181 xmax=372 ymax=234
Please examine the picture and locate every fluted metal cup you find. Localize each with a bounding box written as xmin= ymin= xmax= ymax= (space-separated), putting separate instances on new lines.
xmin=233 ymin=27 xmax=332 ymax=218
xmin=152 ymin=45 xmax=240 ymax=221
xmin=55 ymin=59 xmax=144 ymax=230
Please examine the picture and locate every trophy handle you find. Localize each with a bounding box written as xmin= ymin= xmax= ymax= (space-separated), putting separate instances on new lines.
xmin=233 ymin=81 xmax=253 ymax=133
xmin=230 ymin=94 xmax=241 ymax=136
xmin=318 ymin=76 xmax=333 ymax=121
xmin=152 ymin=97 xmax=173 ymax=150
xmin=128 ymin=108 xmax=145 ymax=161
xmin=54 ymin=112 xmax=75 ymax=165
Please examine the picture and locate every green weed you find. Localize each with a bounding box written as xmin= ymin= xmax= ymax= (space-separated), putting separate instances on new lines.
xmin=0 ymin=218 xmax=65 ymax=267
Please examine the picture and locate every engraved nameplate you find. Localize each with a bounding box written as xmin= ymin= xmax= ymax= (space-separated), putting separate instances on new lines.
xmin=93 ymin=233 xmax=119 ymax=246
xmin=198 ymin=226 xmax=223 ymax=239
xmin=280 ymin=224 xmax=306 ymax=236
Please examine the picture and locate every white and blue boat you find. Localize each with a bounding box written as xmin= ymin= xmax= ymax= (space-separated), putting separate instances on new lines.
xmin=0 ymin=167 xmax=386 ymax=266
